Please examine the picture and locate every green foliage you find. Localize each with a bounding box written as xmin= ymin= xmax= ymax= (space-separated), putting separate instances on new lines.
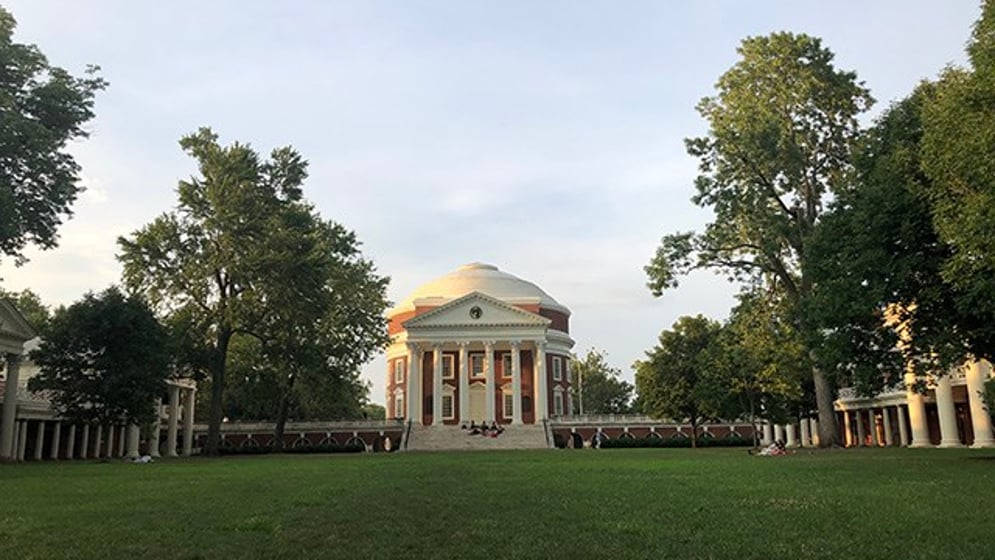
xmin=27 ymin=287 xmax=169 ymax=424
xmin=984 ymin=378 xmax=995 ymax=423
xmin=635 ymin=315 xmax=729 ymax=447
xmin=0 ymin=287 xmax=51 ymax=334
xmin=570 ymin=348 xmax=634 ymax=414
xmin=218 ymin=441 xmax=366 ymax=455
xmin=598 ymin=435 xmax=752 ymax=449
xmin=0 ymin=6 xmax=107 ymax=263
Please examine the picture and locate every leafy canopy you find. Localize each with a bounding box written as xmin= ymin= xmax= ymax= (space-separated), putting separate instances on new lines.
xmin=570 ymin=349 xmax=633 ymax=415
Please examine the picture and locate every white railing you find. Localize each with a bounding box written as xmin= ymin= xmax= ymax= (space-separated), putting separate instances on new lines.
xmin=191 ymin=419 xmax=405 ymax=433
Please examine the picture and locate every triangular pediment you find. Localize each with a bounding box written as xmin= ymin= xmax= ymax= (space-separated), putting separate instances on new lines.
xmin=403 ymin=292 xmax=550 ymax=329
xmin=0 ymin=299 xmax=37 ymax=353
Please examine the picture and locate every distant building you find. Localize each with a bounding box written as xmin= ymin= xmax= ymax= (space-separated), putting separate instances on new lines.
xmin=385 ymin=262 xmax=575 ymax=426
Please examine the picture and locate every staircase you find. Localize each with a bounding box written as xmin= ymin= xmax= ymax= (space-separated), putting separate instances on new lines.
xmin=405 ymin=424 xmax=549 ymax=451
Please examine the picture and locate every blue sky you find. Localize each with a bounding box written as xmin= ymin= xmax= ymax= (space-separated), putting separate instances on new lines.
xmin=1 ymin=1 xmax=980 ymax=405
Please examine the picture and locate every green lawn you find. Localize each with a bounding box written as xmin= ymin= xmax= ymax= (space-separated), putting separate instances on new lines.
xmin=2 ymin=448 xmax=994 ymax=559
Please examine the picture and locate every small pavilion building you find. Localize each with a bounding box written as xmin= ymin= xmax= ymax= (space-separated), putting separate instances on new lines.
xmin=385 ymin=263 xmax=575 ymax=426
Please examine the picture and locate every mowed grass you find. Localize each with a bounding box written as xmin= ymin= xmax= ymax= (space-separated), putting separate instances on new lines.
xmin=2 ymin=448 xmax=994 ymax=560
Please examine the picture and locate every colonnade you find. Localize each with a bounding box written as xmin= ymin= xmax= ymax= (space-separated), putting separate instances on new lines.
xmin=761 ymin=417 xmax=821 ymax=447
xmin=405 ymin=340 xmax=550 ymax=426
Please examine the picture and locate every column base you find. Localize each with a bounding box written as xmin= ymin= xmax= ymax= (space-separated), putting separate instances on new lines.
xmin=937 ymin=440 xmax=964 ymax=448
xmin=908 ymin=441 xmax=932 ymax=448
xmin=970 ymin=440 xmax=995 ymax=449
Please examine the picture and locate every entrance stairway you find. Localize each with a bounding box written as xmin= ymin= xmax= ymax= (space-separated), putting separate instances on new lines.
xmin=405 ymin=424 xmax=550 ymax=451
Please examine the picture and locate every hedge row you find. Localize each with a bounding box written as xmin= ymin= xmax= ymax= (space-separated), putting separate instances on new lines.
xmin=218 ymin=442 xmax=366 ymax=455
xmin=598 ymin=435 xmax=753 ymax=448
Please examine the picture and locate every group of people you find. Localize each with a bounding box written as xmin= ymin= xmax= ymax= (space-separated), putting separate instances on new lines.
xmin=461 ymin=421 xmax=504 ymax=438
xmin=753 ymin=439 xmax=790 ymax=456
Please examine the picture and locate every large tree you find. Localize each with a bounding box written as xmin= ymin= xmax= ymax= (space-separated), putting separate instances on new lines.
xmin=646 ymin=33 xmax=872 ymax=446
xmin=27 ymin=287 xmax=170 ymax=425
xmin=0 ymin=287 xmax=52 ymax=333
xmin=570 ymin=349 xmax=634 ymax=415
xmin=635 ymin=315 xmax=729 ymax=448
xmin=919 ymin=0 xmax=995 ymax=360
xmin=0 ymin=7 xmax=106 ymax=264
xmin=119 ymin=128 xmax=389 ymax=454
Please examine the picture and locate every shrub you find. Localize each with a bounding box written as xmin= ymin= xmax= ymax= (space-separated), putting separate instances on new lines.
xmin=598 ymin=435 xmax=752 ymax=449
xmin=218 ymin=441 xmax=366 ymax=456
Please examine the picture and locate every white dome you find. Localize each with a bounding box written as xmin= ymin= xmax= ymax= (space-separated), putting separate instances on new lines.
xmin=390 ymin=262 xmax=568 ymax=316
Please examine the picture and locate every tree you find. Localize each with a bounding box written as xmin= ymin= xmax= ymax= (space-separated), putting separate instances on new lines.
xmin=0 ymin=288 xmax=52 ymax=333
xmin=27 ymin=287 xmax=169 ymax=425
xmin=0 ymin=7 xmax=106 ymax=264
xmin=362 ymin=403 xmax=386 ymax=420
xmin=635 ymin=315 xmax=729 ymax=448
xmin=119 ymin=128 xmax=389 ymax=454
xmin=570 ymin=349 xmax=633 ymax=414
xmin=645 ymin=33 xmax=872 ymax=447
xmin=919 ymin=0 xmax=995 ymax=361
xmin=720 ymin=290 xmax=807 ymax=446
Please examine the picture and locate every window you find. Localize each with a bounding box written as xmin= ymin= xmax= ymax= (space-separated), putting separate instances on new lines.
xmin=503 ymin=393 xmax=514 ymax=418
xmin=442 ymin=355 xmax=455 ymax=379
xmin=442 ymin=395 xmax=455 ymax=419
xmin=393 ymin=360 xmax=404 ymax=384
xmin=552 ymin=357 xmax=562 ymax=381
xmin=394 ymin=392 xmax=404 ymax=418
xmin=470 ymin=354 xmax=485 ymax=378
xmin=554 ymin=391 xmax=564 ymax=416
xmin=502 ymin=354 xmax=512 ymax=378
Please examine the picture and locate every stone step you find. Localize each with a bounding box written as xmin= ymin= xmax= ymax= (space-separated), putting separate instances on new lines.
xmin=406 ymin=425 xmax=550 ymax=451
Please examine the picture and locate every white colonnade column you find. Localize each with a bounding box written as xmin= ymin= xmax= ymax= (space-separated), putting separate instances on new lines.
xmin=166 ymin=384 xmax=180 ymax=456
xmin=869 ymin=410 xmax=880 ymax=447
xmin=432 ymin=345 xmax=443 ymax=425
xmin=510 ymin=341 xmax=523 ymax=425
xmin=934 ymin=375 xmax=963 ymax=448
xmin=117 ymin=424 xmax=125 ymax=457
xmin=80 ymin=424 xmax=90 ymax=459
xmin=17 ymin=420 xmax=27 ymax=461
xmin=126 ymin=424 xmax=140 ymax=459
xmin=855 ymin=411 xmax=866 ymax=446
xmin=458 ymin=343 xmax=470 ymax=423
xmin=966 ymin=361 xmax=995 ymax=448
xmin=93 ymin=425 xmax=103 ymax=458
xmin=882 ymin=408 xmax=894 ymax=446
xmin=534 ymin=342 xmax=548 ymax=422
xmin=150 ymin=398 xmax=162 ymax=457
xmin=800 ymin=418 xmax=812 ymax=447
xmin=182 ymin=388 xmax=195 ymax=455
xmin=762 ymin=422 xmax=773 ymax=446
xmin=773 ymin=424 xmax=785 ymax=443
xmin=66 ymin=424 xmax=76 ymax=459
xmin=484 ymin=342 xmax=496 ymax=423
xmin=905 ymin=372 xmax=931 ymax=447
xmin=785 ymin=423 xmax=797 ymax=447
xmin=843 ymin=411 xmax=853 ymax=447
xmin=106 ymin=424 xmax=116 ymax=458
xmin=406 ymin=343 xmax=422 ymax=425
xmin=0 ymin=353 xmax=22 ymax=461
xmin=50 ymin=422 xmax=61 ymax=459
xmin=809 ymin=418 xmax=820 ymax=447
xmin=32 ymin=420 xmax=45 ymax=460
xmin=896 ymin=405 xmax=909 ymax=446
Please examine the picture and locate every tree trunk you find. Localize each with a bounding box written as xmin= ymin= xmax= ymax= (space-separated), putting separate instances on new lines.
xmin=205 ymin=328 xmax=232 ymax=456
xmin=812 ymin=365 xmax=839 ymax=447
xmin=749 ymin=395 xmax=759 ymax=448
xmin=690 ymin=419 xmax=698 ymax=449
xmin=273 ymin=373 xmax=297 ymax=450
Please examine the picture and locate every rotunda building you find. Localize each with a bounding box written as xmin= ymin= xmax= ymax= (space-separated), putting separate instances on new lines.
xmin=385 ymin=263 xmax=575 ymax=426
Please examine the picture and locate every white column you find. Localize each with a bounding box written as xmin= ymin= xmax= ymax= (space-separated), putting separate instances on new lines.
xmin=106 ymin=424 xmax=116 ymax=458
xmin=0 ymin=353 xmax=21 ymax=460
xmin=934 ymin=375 xmax=963 ymax=448
xmin=150 ymin=398 xmax=162 ymax=457
xmin=182 ymin=388 xmax=195 ymax=455
xmin=966 ymin=360 xmax=995 ymax=448
xmin=843 ymin=411 xmax=853 ymax=447
xmin=406 ymin=343 xmax=422 ymax=425
xmin=166 ymin=384 xmax=180 ymax=456
xmin=126 ymin=424 xmax=140 ymax=459
xmin=458 ymin=343 xmax=470 ymax=423
xmin=896 ymin=405 xmax=909 ymax=446
xmin=800 ymin=418 xmax=812 ymax=447
xmin=80 ymin=424 xmax=90 ymax=459
xmin=869 ymin=410 xmax=880 ymax=447
xmin=66 ymin=424 xmax=76 ymax=459
xmin=117 ymin=424 xmax=125 ymax=457
xmin=534 ymin=342 xmax=548 ymax=422
xmin=855 ymin=411 xmax=866 ymax=446
xmin=565 ymin=360 xmax=574 ymax=416
xmin=93 ymin=425 xmax=103 ymax=458
xmin=17 ymin=420 xmax=27 ymax=461
xmin=432 ymin=345 xmax=443 ymax=425
xmin=32 ymin=420 xmax=45 ymax=460
xmin=773 ymin=424 xmax=785 ymax=443
xmin=761 ymin=422 xmax=773 ymax=446
xmin=510 ymin=341 xmax=523 ymax=425
xmin=785 ymin=423 xmax=797 ymax=447
xmin=882 ymin=407 xmax=894 ymax=446
xmin=50 ymin=422 xmax=61 ymax=459
xmin=809 ymin=418 xmax=820 ymax=447
xmin=906 ymin=372 xmax=931 ymax=447
xmin=484 ymin=341 xmax=496 ymax=423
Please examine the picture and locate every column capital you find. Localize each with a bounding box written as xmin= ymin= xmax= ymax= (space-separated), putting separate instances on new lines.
xmin=431 ymin=342 xmax=444 ymax=350
xmin=406 ymin=342 xmax=420 ymax=352
xmin=483 ymin=340 xmax=495 ymax=350
xmin=509 ymin=340 xmax=521 ymax=349
xmin=534 ymin=340 xmax=546 ymax=350
xmin=456 ymin=340 xmax=470 ymax=347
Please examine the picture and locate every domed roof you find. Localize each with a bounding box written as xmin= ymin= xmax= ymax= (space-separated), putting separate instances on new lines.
xmin=390 ymin=262 xmax=568 ymax=316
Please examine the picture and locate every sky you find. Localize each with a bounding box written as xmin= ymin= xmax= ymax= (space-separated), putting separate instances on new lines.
xmin=0 ymin=1 xmax=981 ymax=405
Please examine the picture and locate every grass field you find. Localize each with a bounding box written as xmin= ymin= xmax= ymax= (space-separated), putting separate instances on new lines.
xmin=2 ymin=447 xmax=994 ymax=559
